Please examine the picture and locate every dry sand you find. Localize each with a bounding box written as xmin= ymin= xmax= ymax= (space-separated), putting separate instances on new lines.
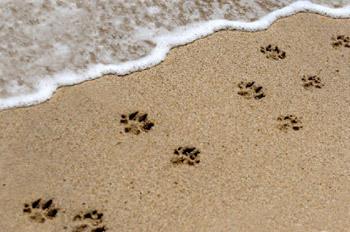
xmin=0 ymin=13 xmax=350 ymax=232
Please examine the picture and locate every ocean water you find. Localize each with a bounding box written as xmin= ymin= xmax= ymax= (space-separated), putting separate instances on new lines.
xmin=0 ymin=0 xmax=350 ymax=110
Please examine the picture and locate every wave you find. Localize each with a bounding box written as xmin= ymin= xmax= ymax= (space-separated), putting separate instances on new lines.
xmin=0 ymin=0 xmax=350 ymax=110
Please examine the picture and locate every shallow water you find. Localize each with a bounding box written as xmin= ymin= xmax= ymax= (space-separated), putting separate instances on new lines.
xmin=0 ymin=0 xmax=349 ymax=109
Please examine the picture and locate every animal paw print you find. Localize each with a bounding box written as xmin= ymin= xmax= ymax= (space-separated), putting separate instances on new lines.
xmin=171 ymin=146 xmax=201 ymax=165
xmin=331 ymin=35 xmax=350 ymax=48
xmin=260 ymin=44 xmax=286 ymax=60
xmin=237 ymin=81 xmax=266 ymax=100
xmin=120 ymin=111 xmax=154 ymax=135
xmin=72 ymin=210 xmax=106 ymax=232
xmin=277 ymin=115 xmax=303 ymax=131
xmin=23 ymin=198 xmax=60 ymax=223
xmin=301 ymin=75 xmax=324 ymax=89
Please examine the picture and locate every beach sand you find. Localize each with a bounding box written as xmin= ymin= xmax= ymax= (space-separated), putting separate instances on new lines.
xmin=0 ymin=13 xmax=350 ymax=232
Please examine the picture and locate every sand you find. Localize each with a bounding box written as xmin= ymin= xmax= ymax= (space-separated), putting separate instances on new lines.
xmin=0 ymin=13 xmax=350 ymax=232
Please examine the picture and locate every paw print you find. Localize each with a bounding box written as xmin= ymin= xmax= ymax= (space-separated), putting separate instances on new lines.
xmin=23 ymin=198 xmax=60 ymax=223
xmin=72 ymin=210 xmax=106 ymax=232
xmin=120 ymin=111 xmax=154 ymax=135
xmin=260 ymin=44 xmax=286 ymax=60
xmin=277 ymin=115 xmax=303 ymax=132
xmin=331 ymin=35 xmax=350 ymax=48
xmin=237 ymin=81 xmax=266 ymax=100
xmin=171 ymin=146 xmax=201 ymax=165
xmin=301 ymin=75 xmax=324 ymax=89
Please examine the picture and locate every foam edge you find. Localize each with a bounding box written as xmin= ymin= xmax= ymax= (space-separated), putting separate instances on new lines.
xmin=1 ymin=1 xmax=350 ymax=110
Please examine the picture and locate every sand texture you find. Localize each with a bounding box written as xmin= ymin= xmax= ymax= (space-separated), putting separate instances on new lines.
xmin=0 ymin=13 xmax=350 ymax=232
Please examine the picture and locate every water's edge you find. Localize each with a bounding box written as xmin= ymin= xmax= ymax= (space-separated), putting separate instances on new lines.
xmin=1 ymin=1 xmax=350 ymax=110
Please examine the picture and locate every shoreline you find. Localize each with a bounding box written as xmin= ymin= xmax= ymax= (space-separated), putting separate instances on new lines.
xmin=2 ymin=1 xmax=350 ymax=110
xmin=1 ymin=13 xmax=350 ymax=232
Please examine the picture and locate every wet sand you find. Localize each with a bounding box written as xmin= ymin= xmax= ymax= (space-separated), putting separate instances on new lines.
xmin=0 ymin=13 xmax=350 ymax=232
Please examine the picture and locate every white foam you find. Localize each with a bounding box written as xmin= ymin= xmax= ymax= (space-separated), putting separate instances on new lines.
xmin=1 ymin=1 xmax=350 ymax=110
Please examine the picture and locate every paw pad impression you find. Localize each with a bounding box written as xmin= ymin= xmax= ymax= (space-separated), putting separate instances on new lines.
xmin=301 ymin=75 xmax=324 ymax=89
xmin=277 ymin=115 xmax=303 ymax=132
xmin=120 ymin=111 xmax=154 ymax=135
xmin=260 ymin=44 xmax=286 ymax=60
xmin=171 ymin=146 xmax=201 ymax=165
xmin=72 ymin=209 xmax=106 ymax=232
xmin=237 ymin=81 xmax=266 ymax=100
xmin=23 ymin=198 xmax=60 ymax=223
xmin=331 ymin=35 xmax=350 ymax=48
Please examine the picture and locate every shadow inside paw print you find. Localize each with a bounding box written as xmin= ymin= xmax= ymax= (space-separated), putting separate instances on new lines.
xmin=260 ymin=44 xmax=286 ymax=60
xmin=237 ymin=81 xmax=266 ymax=100
xmin=301 ymin=75 xmax=324 ymax=89
xmin=277 ymin=115 xmax=303 ymax=131
xmin=23 ymin=198 xmax=59 ymax=223
xmin=171 ymin=146 xmax=200 ymax=165
xmin=72 ymin=210 xmax=106 ymax=232
xmin=120 ymin=111 xmax=154 ymax=135
xmin=331 ymin=35 xmax=350 ymax=48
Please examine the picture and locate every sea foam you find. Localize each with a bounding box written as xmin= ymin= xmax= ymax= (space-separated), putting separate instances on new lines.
xmin=0 ymin=1 xmax=350 ymax=110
